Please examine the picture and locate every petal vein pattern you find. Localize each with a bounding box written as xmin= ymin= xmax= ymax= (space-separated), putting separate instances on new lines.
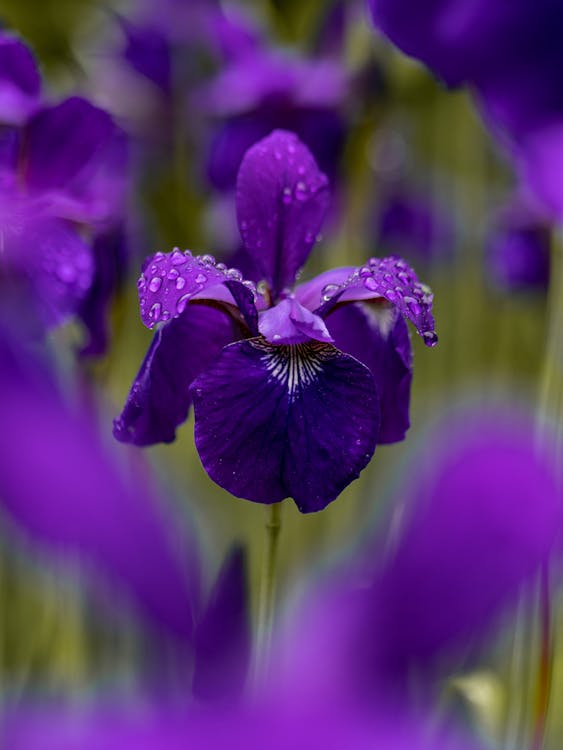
xmin=256 ymin=340 xmax=332 ymax=400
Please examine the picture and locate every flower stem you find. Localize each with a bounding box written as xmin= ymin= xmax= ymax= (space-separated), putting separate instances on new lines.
xmin=531 ymin=563 xmax=552 ymax=750
xmin=254 ymin=501 xmax=283 ymax=686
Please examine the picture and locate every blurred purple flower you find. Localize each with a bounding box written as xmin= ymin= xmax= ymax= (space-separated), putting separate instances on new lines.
xmin=0 ymin=31 xmax=129 ymax=352
xmin=0 ymin=328 xmax=199 ymax=639
xmin=200 ymin=49 xmax=348 ymax=190
xmin=114 ymin=130 xmax=436 ymax=513
xmin=486 ymin=201 xmax=550 ymax=293
xmin=367 ymin=0 xmax=563 ymax=218
xmin=0 ymin=31 xmax=41 ymax=125
xmin=376 ymin=187 xmax=454 ymax=265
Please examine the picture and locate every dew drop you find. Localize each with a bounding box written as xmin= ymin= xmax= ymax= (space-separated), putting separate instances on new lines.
xmin=137 ymin=276 xmax=146 ymax=290
xmin=176 ymin=276 xmax=186 ymax=290
xmin=321 ymin=283 xmax=339 ymax=301
xmin=364 ymin=277 xmax=379 ymax=292
xmin=201 ymin=254 xmax=216 ymax=266
xmin=226 ymin=268 xmax=242 ymax=281
xmin=195 ymin=273 xmax=207 ymax=284
xmin=359 ymin=266 xmax=372 ymax=279
xmin=149 ymin=302 xmax=162 ymax=321
xmin=149 ymin=276 xmax=162 ymax=292
xmin=423 ymin=331 xmax=438 ymax=347
xmin=177 ymin=294 xmax=191 ymax=314
xmin=167 ymin=268 xmax=179 ymax=280
xmin=282 ymin=186 xmax=292 ymax=204
xmin=171 ymin=250 xmax=185 ymax=265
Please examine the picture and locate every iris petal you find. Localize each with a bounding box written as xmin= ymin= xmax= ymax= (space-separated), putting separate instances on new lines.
xmin=236 ymin=130 xmax=329 ymax=298
xmin=190 ymin=338 xmax=379 ymax=512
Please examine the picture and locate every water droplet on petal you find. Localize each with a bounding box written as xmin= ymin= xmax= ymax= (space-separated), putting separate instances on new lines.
xmin=177 ymin=294 xmax=190 ymax=314
xmin=226 ymin=268 xmax=242 ymax=281
xmin=216 ymin=262 xmax=227 ymax=272
xmin=321 ymin=283 xmax=339 ymax=302
xmin=359 ymin=266 xmax=372 ymax=279
xmin=364 ymin=277 xmax=379 ymax=292
xmin=282 ymin=187 xmax=292 ymax=205
xmin=149 ymin=276 xmax=162 ymax=292
xmin=423 ymin=331 xmax=438 ymax=347
xmin=137 ymin=276 xmax=146 ymax=290
xmin=201 ymin=254 xmax=216 ymax=266
xmin=149 ymin=302 xmax=162 ymax=321
xmin=195 ymin=273 xmax=207 ymax=284
xmin=167 ymin=268 xmax=179 ymax=280
xmin=171 ymin=250 xmax=185 ymax=265
xmin=176 ymin=276 xmax=186 ymax=290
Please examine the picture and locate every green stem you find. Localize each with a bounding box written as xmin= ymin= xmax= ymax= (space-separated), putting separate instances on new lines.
xmin=254 ymin=502 xmax=283 ymax=686
xmin=531 ymin=563 xmax=552 ymax=750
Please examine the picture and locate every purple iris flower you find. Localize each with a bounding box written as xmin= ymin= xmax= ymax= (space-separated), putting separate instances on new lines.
xmin=200 ymin=47 xmax=348 ymax=191
xmin=0 ymin=30 xmax=129 ymax=351
xmin=486 ymin=201 xmax=550 ymax=293
xmin=367 ymin=0 xmax=563 ymax=218
xmin=114 ymin=130 xmax=436 ymax=513
xmin=0 ymin=31 xmax=41 ymax=124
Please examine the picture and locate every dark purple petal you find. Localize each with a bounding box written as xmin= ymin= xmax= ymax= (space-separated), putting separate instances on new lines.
xmin=77 ymin=225 xmax=128 ymax=357
xmin=25 ymin=97 xmax=114 ymax=191
xmin=258 ymin=297 xmax=333 ymax=345
xmin=315 ymin=256 xmax=437 ymax=347
xmin=0 ymin=332 xmax=198 ymax=638
xmin=120 ymin=18 xmax=172 ymax=92
xmin=0 ymin=32 xmax=41 ymax=124
xmin=190 ymin=339 xmax=379 ymax=513
xmin=193 ymin=544 xmax=251 ymax=702
xmin=206 ymin=116 xmax=272 ymax=191
xmin=114 ymin=304 xmax=239 ymax=446
xmin=326 ymin=303 xmax=412 ymax=443
xmin=137 ymin=248 xmax=261 ymax=330
xmin=236 ymin=130 xmax=330 ymax=297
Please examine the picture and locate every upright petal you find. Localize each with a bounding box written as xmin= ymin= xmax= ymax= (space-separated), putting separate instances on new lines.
xmin=25 ymin=97 xmax=114 ymax=191
xmin=193 ymin=544 xmax=251 ymax=702
xmin=314 ymin=256 xmax=437 ymax=347
xmin=114 ymin=304 xmax=239 ymax=446
xmin=190 ymin=339 xmax=379 ymax=512
xmin=137 ymin=248 xmax=261 ymax=331
xmin=326 ymin=304 xmax=412 ymax=443
xmin=236 ymin=130 xmax=329 ymax=297
xmin=0 ymin=32 xmax=41 ymax=124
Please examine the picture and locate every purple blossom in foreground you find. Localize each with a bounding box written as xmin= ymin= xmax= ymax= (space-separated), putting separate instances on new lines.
xmin=0 ymin=30 xmax=129 ymax=353
xmin=115 ymin=130 xmax=436 ymax=513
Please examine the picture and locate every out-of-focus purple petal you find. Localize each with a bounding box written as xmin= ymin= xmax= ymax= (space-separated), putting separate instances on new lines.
xmin=25 ymin=97 xmax=114 ymax=191
xmin=486 ymin=204 xmax=550 ymax=292
xmin=363 ymin=409 xmax=563 ymax=692
xmin=0 ymin=333 xmax=198 ymax=638
xmin=236 ymin=130 xmax=329 ymax=297
xmin=258 ymin=298 xmax=334 ymax=345
xmin=326 ymin=304 xmax=412 ymax=443
xmin=519 ymin=124 xmax=563 ymax=221
xmin=120 ymin=18 xmax=172 ymax=93
xmin=315 ymin=257 xmax=437 ymax=347
xmin=137 ymin=248 xmax=261 ymax=330
xmin=114 ymin=304 xmax=239 ymax=446
xmin=0 ymin=32 xmax=41 ymax=125
xmin=190 ymin=339 xmax=379 ymax=512
xmin=77 ymin=225 xmax=128 ymax=357
xmin=205 ymin=116 xmax=274 ymax=191
xmin=2 ymin=210 xmax=94 ymax=327
xmin=193 ymin=544 xmax=251 ymax=702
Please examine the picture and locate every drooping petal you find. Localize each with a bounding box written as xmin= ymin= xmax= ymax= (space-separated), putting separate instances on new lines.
xmin=25 ymin=97 xmax=115 ymax=191
xmin=0 ymin=331 xmax=199 ymax=638
xmin=137 ymin=248 xmax=261 ymax=331
xmin=258 ymin=297 xmax=334 ymax=345
xmin=114 ymin=304 xmax=239 ymax=446
xmin=190 ymin=338 xmax=379 ymax=513
xmin=0 ymin=32 xmax=41 ymax=124
xmin=236 ymin=129 xmax=329 ymax=297
xmin=326 ymin=303 xmax=412 ymax=443
xmin=314 ymin=257 xmax=437 ymax=347
xmin=193 ymin=544 xmax=251 ymax=702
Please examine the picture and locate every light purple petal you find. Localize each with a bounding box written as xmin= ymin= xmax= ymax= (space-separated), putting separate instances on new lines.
xmin=0 ymin=32 xmax=41 ymax=124
xmin=315 ymin=256 xmax=437 ymax=347
xmin=364 ymin=409 xmax=563 ymax=690
xmin=258 ymin=297 xmax=334 ymax=345
xmin=0 ymin=333 xmax=199 ymax=638
xmin=25 ymin=97 xmax=114 ymax=191
xmin=294 ymin=266 xmax=355 ymax=309
xmin=114 ymin=304 xmax=239 ymax=446
xmin=137 ymin=248 xmax=261 ymax=330
xmin=236 ymin=130 xmax=330 ymax=297
xmin=326 ymin=303 xmax=412 ymax=443
xmin=190 ymin=338 xmax=379 ymax=513
xmin=193 ymin=544 xmax=251 ymax=702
